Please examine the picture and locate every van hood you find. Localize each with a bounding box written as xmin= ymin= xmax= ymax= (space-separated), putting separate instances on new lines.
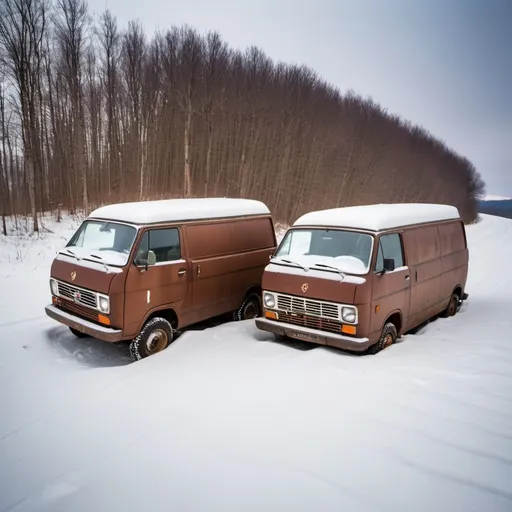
xmin=51 ymin=253 xmax=123 ymax=294
xmin=263 ymin=261 xmax=366 ymax=304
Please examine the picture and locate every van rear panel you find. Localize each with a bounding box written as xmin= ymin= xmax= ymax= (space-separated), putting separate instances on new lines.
xmin=401 ymin=219 xmax=468 ymax=332
xmin=438 ymin=219 xmax=469 ymax=304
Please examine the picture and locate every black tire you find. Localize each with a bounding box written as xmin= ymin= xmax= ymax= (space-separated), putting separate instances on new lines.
xmin=233 ymin=293 xmax=262 ymax=321
xmin=368 ymin=322 xmax=398 ymax=355
xmin=441 ymin=293 xmax=459 ymax=318
xmin=129 ymin=317 xmax=173 ymax=361
xmin=69 ymin=327 xmax=88 ymax=338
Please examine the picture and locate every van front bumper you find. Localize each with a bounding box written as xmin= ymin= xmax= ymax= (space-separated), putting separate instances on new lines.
xmin=45 ymin=304 xmax=123 ymax=342
xmin=255 ymin=317 xmax=371 ymax=352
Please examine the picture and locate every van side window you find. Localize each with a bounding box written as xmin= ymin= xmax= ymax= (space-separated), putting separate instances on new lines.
xmin=375 ymin=234 xmax=404 ymax=272
xmin=136 ymin=228 xmax=181 ymax=263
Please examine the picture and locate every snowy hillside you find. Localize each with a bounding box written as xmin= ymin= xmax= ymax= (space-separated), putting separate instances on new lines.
xmin=482 ymin=194 xmax=512 ymax=201
xmin=1 ymin=213 xmax=512 ymax=511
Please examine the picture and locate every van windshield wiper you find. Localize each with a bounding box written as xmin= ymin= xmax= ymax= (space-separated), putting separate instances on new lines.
xmin=89 ymin=252 xmax=112 ymax=272
xmin=273 ymin=257 xmax=309 ymax=272
xmin=65 ymin=248 xmax=78 ymax=259
xmin=312 ymin=263 xmax=346 ymax=277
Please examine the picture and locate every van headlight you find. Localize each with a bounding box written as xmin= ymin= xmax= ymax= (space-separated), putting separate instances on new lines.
xmin=98 ymin=294 xmax=110 ymax=314
xmin=263 ymin=292 xmax=276 ymax=309
xmin=50 ymin=278 xmax=59 ymax=296
xmin=341 ymin=306 xmax=357 ymax=324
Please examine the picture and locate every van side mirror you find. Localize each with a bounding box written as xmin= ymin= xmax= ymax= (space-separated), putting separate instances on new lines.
xmin=135 ymin=250 xmax=156 ymax=269
xmin=383 ymin=258 xmax=395 ymax=272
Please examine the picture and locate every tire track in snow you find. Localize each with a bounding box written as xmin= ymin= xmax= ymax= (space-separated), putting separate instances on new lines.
xmin=0 ymin=316 xmax=44 ymax=328
xmin=389 ymin=452 xmax=512 ymax=504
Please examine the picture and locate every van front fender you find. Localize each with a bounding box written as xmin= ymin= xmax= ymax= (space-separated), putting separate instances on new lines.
xmin=138 ymin=305 xmax=181 ymax=333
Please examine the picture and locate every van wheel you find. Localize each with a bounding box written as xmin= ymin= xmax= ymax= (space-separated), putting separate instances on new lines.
xmin=441 ymin=293 xmax=459 ymax=318
xmin=129 ymin=317 xmax=174 ymax=361
xmin=368 ymin=322 xmax=397 ymax=355
xmin=234 ymin=293 xmax=262 ymax=321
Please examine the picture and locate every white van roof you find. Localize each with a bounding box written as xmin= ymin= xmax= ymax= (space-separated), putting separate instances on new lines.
xmin=88 ymin=198 xmax=270 ymax=225
xmin=293 ymin=203 xmax=461 ymax=232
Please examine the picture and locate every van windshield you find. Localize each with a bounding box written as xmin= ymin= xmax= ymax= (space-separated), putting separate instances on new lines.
xmin=64 ymin=220 xmax=137 ymax=267
xmin=274 ymin=228 xmax=374 ymax=275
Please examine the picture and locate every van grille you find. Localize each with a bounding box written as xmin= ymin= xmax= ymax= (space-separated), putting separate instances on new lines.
xmin=276 ymin=293 xmax=340 ymax=320
xmin=56 ymin=280 xmax=98 ymax=309
xmin=58 ymin=299 xmax=99 ymax=322
xmin=278 ymin=311 xmax=342 ymax=334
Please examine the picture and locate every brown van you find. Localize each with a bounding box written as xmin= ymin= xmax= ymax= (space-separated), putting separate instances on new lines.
xmin=255 ymin=203 xmax=469 ymax=354
xmin=45 ymin=198 xmax=276 ymax=360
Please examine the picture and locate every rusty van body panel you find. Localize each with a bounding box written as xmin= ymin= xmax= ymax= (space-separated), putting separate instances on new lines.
xmin=45 ymin=198 xmax=276 ymax=351
xmin=255 ymin=203 xmax=469 ymax=353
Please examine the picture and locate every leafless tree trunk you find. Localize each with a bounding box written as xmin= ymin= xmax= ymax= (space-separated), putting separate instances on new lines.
xmin=54 ymin=0 xmax=89 ymax=214
xmin=121 ymin=20 xmax=145 ymax=198
xmin=98 ymin=9 xmax=120 ymax=200
xmin=202 ymin=31 xmax=227 ymax=196
xmin=0 ymin=78 xmax=10 ymax=234
xmin=0 ymin=0 xmax=49 ymax=232
xmin=177 ymin=27 xmax=203 ymax=198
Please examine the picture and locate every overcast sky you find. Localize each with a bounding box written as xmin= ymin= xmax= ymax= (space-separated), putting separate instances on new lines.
xmin=88 ymin=0 xmax=512 ymax=198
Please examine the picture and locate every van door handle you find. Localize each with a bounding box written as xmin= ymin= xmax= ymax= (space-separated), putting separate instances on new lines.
xmin=178 ymin=269 xmax=187 ymax=276
xmin=197 ymin=265 xmax=201 ymax=276
xmin=405 ymin=275 xmax=410 ymax=280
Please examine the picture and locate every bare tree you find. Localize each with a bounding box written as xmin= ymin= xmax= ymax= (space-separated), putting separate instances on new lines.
xmin=0 ymin=0 xmax=49 ymax=232
xmin=98 ymin=9 xmax=120 ymax=200
xmin=121 ymin=20 xmax=145 ymax=197
xmin=54 ymin=0 xmax=89 ymax=213
xmin=0 ymin=6 xmax=485 ymax=229
xmin=202 ymin=30 xmax=227 ymax=196
xmin=177 ymin=26 xmax=203 ymax=198
xmin=0 ymin=73 xmax=10 ymax=234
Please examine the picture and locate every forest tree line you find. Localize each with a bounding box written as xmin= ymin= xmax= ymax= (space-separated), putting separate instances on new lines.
xmin=0 ymin=0 xmax=485 ymax=234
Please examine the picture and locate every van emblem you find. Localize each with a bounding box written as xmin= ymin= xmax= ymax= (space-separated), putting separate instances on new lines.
xmin=73 ymin=291 xmax=81 ymax=302
xmin=301 ymin=283 xmax=309 ymax=293
xmin=71 ymin=271 xmax=76 ymax=281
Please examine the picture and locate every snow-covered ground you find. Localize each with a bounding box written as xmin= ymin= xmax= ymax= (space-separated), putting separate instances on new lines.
xmin=1 ymin=212 xmax=512 ymax=511
xmin=482 ymin=194 xmax=512 ymax=201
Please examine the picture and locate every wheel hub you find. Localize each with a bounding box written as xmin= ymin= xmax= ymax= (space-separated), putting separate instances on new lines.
xmin=244 ymin=304 xmax=257 ymax=318
xmin=383 ymin=333 xmax=393 ymax=348
xmin=146 ymin=329 xmax=168 ymax=353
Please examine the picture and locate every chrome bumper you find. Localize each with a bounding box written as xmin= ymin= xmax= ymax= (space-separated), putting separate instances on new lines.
xmin=255 ymin=317 xmax=371 ymax=352
xmin=45 ymin=304 xmax=123 ymax=342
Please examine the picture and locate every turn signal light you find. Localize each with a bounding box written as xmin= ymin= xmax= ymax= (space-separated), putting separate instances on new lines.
xmin=265 ymin=311 xmax=278 ymax=320
xmin=98 ymin=314 xmax=110 ymax=326
xmin=341 ymin=324 xmax=356 ymax=335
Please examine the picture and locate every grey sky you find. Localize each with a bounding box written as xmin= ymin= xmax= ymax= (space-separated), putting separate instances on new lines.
xmin=89 ymin=0 xmax=512 ymax=197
